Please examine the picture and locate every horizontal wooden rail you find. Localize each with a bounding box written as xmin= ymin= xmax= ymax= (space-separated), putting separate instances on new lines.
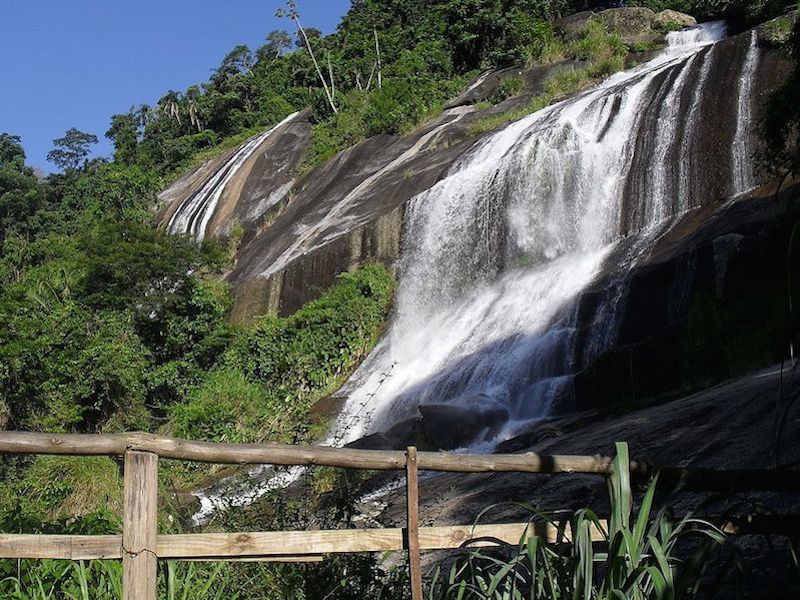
xmin=4 ymin=432 xmax=798 ymax=489
xmin=0 ymin=522 xmax=599 ymax=561
xmin=5 ymin=515 xmax=799 ymax=563
xmin=0 ymin=431 xmax=619 ymax=474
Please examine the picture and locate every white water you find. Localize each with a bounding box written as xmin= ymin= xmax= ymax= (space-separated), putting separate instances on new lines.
xmin=168 ymin=111 xmax=300 ymax=241
xmin=191 ymin=23 xmax=766 ymax=522
xmin=331 ymin=22 xmax=745 ymax=445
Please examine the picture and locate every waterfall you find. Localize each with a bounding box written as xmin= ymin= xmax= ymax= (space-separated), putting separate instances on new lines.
xmin=331 ymin=22 xmax=751 ymax=447
xmin=168 ymin=112 xmax=299 ymax=241
xmin=190 ymin=23 xmax=767 ymax=522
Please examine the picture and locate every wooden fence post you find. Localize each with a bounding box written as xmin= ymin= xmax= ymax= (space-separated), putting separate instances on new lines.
xmin=406 ymin=446 xmax=422 ymax=600
xmin=123 ymin=450 xmax=158 ymax=600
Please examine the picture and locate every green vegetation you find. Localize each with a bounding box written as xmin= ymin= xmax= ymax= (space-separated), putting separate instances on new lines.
xmin=427 ymin=443 xmax=725 ymax=599
xmin=0 ymin=258 xmax=395 ymax=596
xmin=762 ymin=15 xmax=794 ymax=46
xmin=469 ymin=19 xmax=627 ymax=135
xmin=490 ymin=75 xmax=526 ymax=104
xmin=165 ymin=264 xmax=394 ymax=482
xmin=654 ymin=19 xmax=685 ymax=33
xmin=112 ymin=0 xmax=796 ymax=181
xmin=109 ymin=1 xmax=617 ymax=179
xmin=470 ymin=63 xmax=625 ymax=136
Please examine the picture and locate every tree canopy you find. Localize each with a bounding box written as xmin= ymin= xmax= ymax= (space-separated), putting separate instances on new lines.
xmin=46 ymin=128 xmax=98 ymax=172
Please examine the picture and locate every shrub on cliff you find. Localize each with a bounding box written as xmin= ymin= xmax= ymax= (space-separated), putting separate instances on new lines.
xmin=168 ymin=264 xmax=394 ymax=446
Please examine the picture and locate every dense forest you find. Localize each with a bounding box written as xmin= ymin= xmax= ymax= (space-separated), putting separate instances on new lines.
xmin=1 ymin=0 xmax=800 ymax=597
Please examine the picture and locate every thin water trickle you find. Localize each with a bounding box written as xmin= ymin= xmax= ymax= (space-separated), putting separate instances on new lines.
xmin=732 ymin=30 xmax=760 ymax=194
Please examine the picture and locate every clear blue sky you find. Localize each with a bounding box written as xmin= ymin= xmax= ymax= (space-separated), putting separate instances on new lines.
xmin=0 ymin=0 xmax=351 ymax=172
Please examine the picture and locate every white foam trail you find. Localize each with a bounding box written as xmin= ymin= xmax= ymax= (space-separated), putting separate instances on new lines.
xmin=191 ymin=466 xmax=304 ymax=526
xmin=168 ymin=111 xmax=300 ymax=241
xmin=647 ymin=54 xmax=696 ymax=221
xmin=678 ymin=44 xmax=716 ymax=206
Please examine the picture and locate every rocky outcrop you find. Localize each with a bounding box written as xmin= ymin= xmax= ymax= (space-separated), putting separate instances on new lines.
xmin=228 ymin=30 xmax=786 ymax=322
xmin=556 ymin=7 xmax=697 ymax=45
xmin=159 ymin=28 xmax=789 ymax=324
xmin=226 ymin=110 xmax=481 ymax=321
xmin=595 ymin=7 xmax=660 ymax=44
xmin=555 ymin=10 xmax=596 ymax=39
xmin=654 ymin=9 xmax=697 ymax=29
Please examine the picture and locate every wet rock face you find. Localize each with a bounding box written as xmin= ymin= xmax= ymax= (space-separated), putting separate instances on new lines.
xmin=158 ymin=21 xmax=795 ymax=452
xmin=162 ymin=25 xmax=789 ymax=338
xmin=573 ymin=181 xmax=799 ymax=413
xmin=226 ymin=112 xmax=481 ymax=321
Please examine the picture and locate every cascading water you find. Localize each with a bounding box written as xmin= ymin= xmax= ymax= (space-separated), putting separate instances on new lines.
xmin=191 ymin=23 xmax=765 ymax=522
xmin=331 ymin=21 xmax=758 ymax=446
xmin=168 ymin=111 xmax=299 ymax=241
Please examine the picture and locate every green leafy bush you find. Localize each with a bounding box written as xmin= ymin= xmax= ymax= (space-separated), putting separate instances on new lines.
xmin=762 ymin=15 xmax=794 ymax=47
xmin=0 ymin=456 xmax=122 ymax=522
xmin=469 ymin=19 xmax=629 ymax=137
xmin=567 ymin=20 xmax=626 ymax=62
xmin=169 ymin=368 xmax=271 ymax=443
xmin=653 ymin=20 xmax=685 ymax=34
xmin=490 ymin=76 xmax=525 ymax=104
xmin=0 ymin=218 xmax=230 ymax=435
xmin=169 ymin=264 xmax=394 ymax=446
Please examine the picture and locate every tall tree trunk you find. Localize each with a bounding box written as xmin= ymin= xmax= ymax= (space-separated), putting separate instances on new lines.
xmin=374 ymin=29 xmax=382 ymax=89
xmin=328 ymin=53 xmax=336 ymax=99
xmin=294 ymin=16 xmax=337 ymax=113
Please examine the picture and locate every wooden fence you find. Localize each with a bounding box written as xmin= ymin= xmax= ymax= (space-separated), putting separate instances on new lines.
xmin=0 ymin=431 xmax=798 ymax=600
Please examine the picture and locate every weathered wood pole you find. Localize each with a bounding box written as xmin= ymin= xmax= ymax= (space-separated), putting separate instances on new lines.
xmin=123 ymin=450 xmax=158 ymax=600
xmin=406 ymin=446 xmax=422 ymax=600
